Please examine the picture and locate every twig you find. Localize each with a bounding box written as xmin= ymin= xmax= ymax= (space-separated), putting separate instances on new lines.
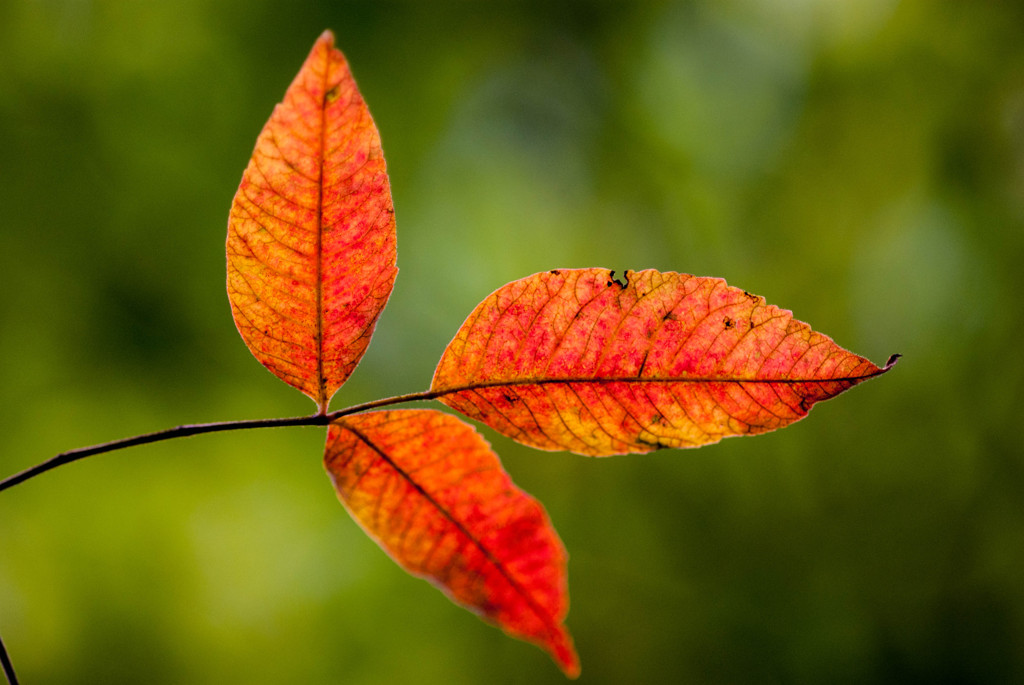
xmin=0 ymin=629 xmax=19 ymax=685
xmin=0 ymin=388 xmax=445 ymax=495
xmin=0 ymin=413 xmax=327 ymax=494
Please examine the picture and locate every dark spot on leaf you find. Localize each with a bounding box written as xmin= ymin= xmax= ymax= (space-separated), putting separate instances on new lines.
xmin=325 ymin=84 xmax=340 ymax=103
xmin=662 ymin=312 xmax=677 ymax=322
xmin=503 ymin=393 xmax=518 ymax=404
xmin=550 ymin=270 xmax=560 ymax=275
xmin=724 ymin=317 xmax=735 ymax=330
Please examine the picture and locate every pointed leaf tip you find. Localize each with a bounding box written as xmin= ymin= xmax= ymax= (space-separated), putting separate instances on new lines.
xmin=227 ymin=32 xmax=398 ymax=411
xmin=432 ymin=268 xmax=890 ymax=456
xmin=324 ymin=410 xmax=579 ymax=676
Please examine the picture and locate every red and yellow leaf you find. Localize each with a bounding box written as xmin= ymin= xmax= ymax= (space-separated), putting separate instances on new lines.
xmin=324 ymin=409 xmax=579 ymax=677
xmin=432 ymin=268 xmax=897 ymax=456
xmin=227 ymin=31 xmax=397 ymax=412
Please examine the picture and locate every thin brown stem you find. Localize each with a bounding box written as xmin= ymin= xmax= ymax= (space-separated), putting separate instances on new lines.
xmin=0 ymin=629 xmax=18 ymax=685
xmin=0 ymin=414 xmax=324 ymax=494
xmin=0 ymin=389 xmax=443 ymax=494
xmin=326 ymin=388 xmax=444 ymax=419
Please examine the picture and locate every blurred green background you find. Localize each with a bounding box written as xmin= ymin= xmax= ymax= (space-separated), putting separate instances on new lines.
xmin=2 ymin=1 xmax=1022 ymax=683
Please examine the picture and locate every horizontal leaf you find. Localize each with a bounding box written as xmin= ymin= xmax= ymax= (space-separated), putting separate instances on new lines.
xmin=432 ymin=268 xmax=897 ymax=456
xmin=324 ymin=410 xmax=579 ymax=677
xmin=227 ymin=30 xmax=398 ymax=412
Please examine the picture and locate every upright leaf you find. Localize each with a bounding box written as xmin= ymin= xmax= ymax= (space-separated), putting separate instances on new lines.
xmin=324 ymin=410 xmax=579 ymax=678
xmin=432 ymin=268 xmax=897 ymax=456
xmin=227 ymin=31 xmax=397 ymax=412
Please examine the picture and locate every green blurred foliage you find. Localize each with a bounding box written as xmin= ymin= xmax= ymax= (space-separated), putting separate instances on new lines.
xmin=2 ymin=1 xmax=1023 ymax=683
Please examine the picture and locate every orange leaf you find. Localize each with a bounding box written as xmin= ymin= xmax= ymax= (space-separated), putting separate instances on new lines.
xmin=432 ymin=268 xmax=897 ymax=456
xmin=324 ymin=409 xmax=579 ymax=678
xmin=227 ymin=31 xmax=397 ymax=412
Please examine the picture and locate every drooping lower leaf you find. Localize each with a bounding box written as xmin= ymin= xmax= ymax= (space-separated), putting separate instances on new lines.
xmin=432 ymin=268 xmax=897 ymax=456
xmin=324 ymin=409 xmax=579 ymax=678
xmin=227 ymin=31 xmax=398 ymax=412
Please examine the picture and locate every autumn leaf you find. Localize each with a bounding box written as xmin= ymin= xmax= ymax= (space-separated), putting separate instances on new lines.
xmin=432 ymin=268 xmax=897 ymax=456
xmin=227 ymin=30 xmax=397 ymax=412
xmin=324 ymin=409 xmax=579 ymax=678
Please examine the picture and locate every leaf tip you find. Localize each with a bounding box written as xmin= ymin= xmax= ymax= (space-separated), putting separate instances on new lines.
xmin=317 ymin=28 xmax=336 ymax=47
xmin=535 ymin=620 xmax=579 ymax=678
xmin=553 ymin=635 xmax=581 ymax=679
xmin=884 ymin=353 xmax=902 ymax=370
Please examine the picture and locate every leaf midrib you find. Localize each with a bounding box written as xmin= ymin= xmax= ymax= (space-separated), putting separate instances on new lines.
xmin=431 ymin=366 xmax=893 ymax=392
xmin=314 ymin=44 xmax=329 ymax=413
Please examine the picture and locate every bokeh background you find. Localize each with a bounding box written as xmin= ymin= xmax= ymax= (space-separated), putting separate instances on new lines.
xmin=2 ymin=1 xmax=1022 ymax=683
